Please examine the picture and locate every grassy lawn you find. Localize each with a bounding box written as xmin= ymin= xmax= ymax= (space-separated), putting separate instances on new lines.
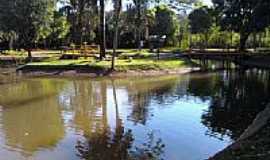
xmin=96 ymin=59 xmax=188 ymax=71
xmin=117 ymin=49 xmax=155 ymax=59
xmin=4 ymin=48 xmax=192 ymax=71
xmin=1 ymin=48 xmax=181 ymax=57
xmin=27 ymin=58 xmax=189 ymax=71
xmin=1 ymin=50 xmax=61 ymax=57
xmin=1 ymin=50 xmax=27 ymax=56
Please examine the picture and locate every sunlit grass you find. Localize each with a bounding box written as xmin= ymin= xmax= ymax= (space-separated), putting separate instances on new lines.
xmin=2 ymin=50 xmax=27 ymax=56
xmin=16 ymin=48 xmax=191 ymax=71
xmin=27 ymin=58 xmax=189 ymax=71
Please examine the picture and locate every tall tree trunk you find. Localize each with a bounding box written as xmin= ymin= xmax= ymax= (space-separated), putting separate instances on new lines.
xmin=111 ymin=22 xmax=119 ymax=70
xmin=43 ymin=39 xmax=47 ymax=49
xmin=204 ymin=32 xmax=209 ymax=50
xmin=27 ymin=49 xmax=32 ymax=58
xmin=78 ymin=5 xmax=83 ymax=45
xmin=230 ymin=30 xmax=233 ymax=51
xmin=27 ymin=47 xmax=32 ymax=62
xmin=259 ymin=32 xmax=263 ymax=48
xmin=178 ymin=28 xmax=183 ymax=48
xmin=189 ymin=33 xmax=192 ymax=52
xmin=9 ymin=37 xmax=13 ymax=50
xmin=252 ymin=32 xmax=257 ymax=52
xmin=111 ymin=0 xmax=121 ymax=70
xmin=137 ymin=3 xmax=142 ymax=51
xmin=239 ymin=32 xmax=249 ymax=52
xmin=100 ymin=0 xmax=106 ymax=60
xmin=25 ymin=40 xmax=32 ymax=61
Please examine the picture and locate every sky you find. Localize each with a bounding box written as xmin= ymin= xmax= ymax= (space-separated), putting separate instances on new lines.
xmin=203 ymin=0 xmax=213 ymax=6
xmin=57 ymin=0 xmax=213 ymax=12
xmin=105 ymin=0 xmax=213 ymax=11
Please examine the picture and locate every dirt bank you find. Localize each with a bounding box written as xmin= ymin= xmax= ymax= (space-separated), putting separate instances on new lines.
xmin=16 ymin=67 xmax=200 ymax=78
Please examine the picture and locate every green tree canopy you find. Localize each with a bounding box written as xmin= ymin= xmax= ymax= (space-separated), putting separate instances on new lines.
xmin=188 ymin=6 xmax=212 ymax=34
xmin=213 ymin=0 xmax=270 ymax=50
xmin=0 ymin=0 xmax=56 ymax=57
xmin=152 ymin=5 xmax=179 ymax=44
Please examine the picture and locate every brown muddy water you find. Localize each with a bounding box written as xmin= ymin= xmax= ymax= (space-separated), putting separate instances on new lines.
xmin=0 ymin=69 xmax=269 ymax=160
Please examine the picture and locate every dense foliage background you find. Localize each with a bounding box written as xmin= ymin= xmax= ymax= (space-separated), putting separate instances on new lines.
xmin=0 ymin=0 xmax=269 ymax=51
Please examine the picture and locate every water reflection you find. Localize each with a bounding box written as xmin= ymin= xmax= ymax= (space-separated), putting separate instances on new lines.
xmin=0 ymin=79 xmax=66 ymax=155
xmin=126 ymin=76 xmax=180 ymax=125
xmin=70 ymin=80 xmax=108 ymax=137
xmin=201 ymin=70 xmax=270 ymax=140
xmin=76 ymin=80 xmax=165 ymax=160
xmin=0 ymin=70 xmax=268 ymax=160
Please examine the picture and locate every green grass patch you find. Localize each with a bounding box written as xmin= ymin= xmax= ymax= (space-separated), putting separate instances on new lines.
xmin=18 ymin=48 xmax=191 ymax=71
xmin=160 ymin=47 xmax=183 ymax=53
xmin=26 ymin=58 xmax=189 ymax=71
xmin=2 ymin=50 xmax=27 ymax=56
xmin=29 ymin=59 xmax=94 ymax=66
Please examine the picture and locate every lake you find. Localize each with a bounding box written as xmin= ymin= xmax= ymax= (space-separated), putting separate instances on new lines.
xmin=0 ymin=70 xmax=269 ymax=160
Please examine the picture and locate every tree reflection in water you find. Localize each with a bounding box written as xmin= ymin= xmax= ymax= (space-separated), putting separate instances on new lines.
xmin=76 ymin=129 xmax=166 ymax=160
xmin=2 ymin=71 xmax=269 ymax=159
xmin=200 ymin=70 xmax=270 ymax=140
xmin=127 ymin=76 xmax=181 ymax=125
xmin=75 ymin=79 xmax=165 ymax=160
xmin=0 ymin=79 xmax=66 ymax=155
